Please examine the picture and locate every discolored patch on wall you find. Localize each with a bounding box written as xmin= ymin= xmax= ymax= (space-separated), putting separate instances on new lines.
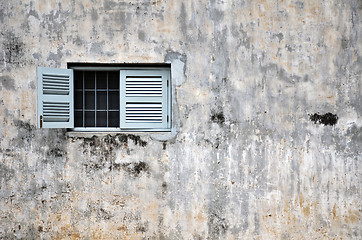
xmin=210 ymin=111 xmax=225 ymax=125
xmin=121 ymin=161 xmax=150 ymax=177
xmin=46 ymin=47 xmax=63 ymax=67
xmin=138 ymin=30 xmax=145 ymax=41
xmin=309 ymin=113 xmax=338 ymax=126
xmin=0 ymin=8 xmax=5 ymax=23
xmin=46 ymin=147 xmax=65 ymax=158
xmin=91 ymin=8 xmax=98 ymax=21
xmin=90 ymin=41 xmax=105 ymax=54
xmin=0 ymin=75 xmax=16 ymax=90
xmin=3 ymin=32 xmax=24 ymax=65
xmin=12 ymin=119 xmax=36 ymax=147
xmin=208 ymin=212 xmax=229 ymax=238
xmin=73 ymin=134 xmax=148 ymax=174
xmin=165 ymin=51 xmax=187 ymax=86
xmin=231 ymin=23 xmax=251 ymax=49
xmin=0 ymin=163 xmax=15 ymax=181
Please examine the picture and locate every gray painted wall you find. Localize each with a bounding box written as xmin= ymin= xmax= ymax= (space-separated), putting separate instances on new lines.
xmin=0 ymin=0 xmax=361 ymax=239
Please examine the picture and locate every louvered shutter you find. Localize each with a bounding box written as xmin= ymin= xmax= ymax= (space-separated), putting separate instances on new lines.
xmin=120 ymin=70 xmax=170 ymax=129
xmin=37 ymin=67 xmax=74 ymax=128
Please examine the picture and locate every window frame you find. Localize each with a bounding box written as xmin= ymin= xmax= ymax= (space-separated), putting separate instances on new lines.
xmin=69 ymin=65 xmax=172 ymax=132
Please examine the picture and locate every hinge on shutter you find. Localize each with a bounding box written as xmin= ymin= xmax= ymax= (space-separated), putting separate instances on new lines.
xmin=40 ymin=115 xmax=43 ymax=128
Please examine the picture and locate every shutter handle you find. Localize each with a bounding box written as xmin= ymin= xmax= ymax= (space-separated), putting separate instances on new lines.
xmin=40 ymin=115 xmax=43 ymax=128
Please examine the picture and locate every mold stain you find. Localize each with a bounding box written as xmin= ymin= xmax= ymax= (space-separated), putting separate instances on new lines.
xmin=3 ymin=32 xmax=24 ymax=65
xmin=210 ymin=112 xmax=225 ymax=125
xmin=74 ymin=134 xmax=148 ymax=173
xmin=121 ymin=162 xmax=150 ymax=177
xmin=208 ymin=212 xmax=228 ymax=238
xmin=309 ymin=112 xmax=338 ymax=126
xmin=46 ymin=147 xmax=65 ymax=157
xmin=80 ymin=134 xmax=148 ymax=148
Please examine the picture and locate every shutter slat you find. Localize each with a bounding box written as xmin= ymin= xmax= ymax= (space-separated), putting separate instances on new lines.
xmin=126 ymin=87 xmax=162 ymax=89
xmin=126 ymin=77 xmax=162 ymax=81
xmin=126 ymin=104 xmax=162 ymax=107
xmin=126 ymin=114 xmax=162 ymax=116
xmin=126 ymin=111 xmax=162 ymax=113
xmin=126 ymin=82 xmax=162 ymax=85
xmin=44 ymin=85 xmax=69 ymax=92
xmin=43 ymin=82 xmax=69 ymax=87
xmin=43 ymin=75 xmax=70 ymax=80
xmin=43 ymin=79 xmax=69 ymax=83
xmin=126 ymin=117 xmax=162 ymax=119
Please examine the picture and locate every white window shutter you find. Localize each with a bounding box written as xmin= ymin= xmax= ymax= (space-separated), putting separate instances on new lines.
xmin=120 ymin=69 xmax=170 ymax=129
xmin=37 ymin=67 xmax=74 ymax=128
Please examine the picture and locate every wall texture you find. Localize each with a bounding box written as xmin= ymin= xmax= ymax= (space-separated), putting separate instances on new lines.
xmin=0 ymin=0 xmax=361 ymax=239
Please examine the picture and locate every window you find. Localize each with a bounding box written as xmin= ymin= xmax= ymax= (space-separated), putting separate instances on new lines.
xmin=37 ymin=65 xmax=171 ymax=131
xmin=74 ymin=70 xmax=120 ymax=128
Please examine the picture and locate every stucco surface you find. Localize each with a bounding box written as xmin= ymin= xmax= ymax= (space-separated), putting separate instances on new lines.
xmin=0 ymin=0 xmax=361 ymax=239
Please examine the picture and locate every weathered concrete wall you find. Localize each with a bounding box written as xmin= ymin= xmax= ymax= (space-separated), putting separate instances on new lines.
xmin=0 ymin=0 xmax=361 ymax=239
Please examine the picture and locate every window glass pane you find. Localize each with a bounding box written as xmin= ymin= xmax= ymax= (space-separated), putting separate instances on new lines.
xmin=74 ymin=90 xmax=83 ymax=109
xmin=84 ymin=71 xmax=95 ymax=89
xmin=96 ymin=71 xmax=107 ymax=89
xmin=109 ymin=111 xmax=119 ymax=127
xmin=85 ymin=91 xmax=95 ymax=109
xmin=108 ymin=91 xmax=119 ymax=109
xmin=96 ymin=111 xmax=107 ymax=127
xmin=108 ymin=71 xmax=119 ymax=89
xmin=85 ymin=111 xmax=95 ymax=127
xmin=75 ymin=110 xmax=83 ymax=127
xmin=97 ymin=91 xmax=107 ymax=110
xmin=74 ymin=71 xmax=83 ymax=90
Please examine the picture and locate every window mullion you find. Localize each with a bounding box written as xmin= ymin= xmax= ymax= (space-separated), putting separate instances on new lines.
xmin=119 ymin=71 xmax=122 ymax=128
xmin=107 ymin=71 xmax=109 ymax=128
xmin=95 ymin=72 xmax=97 ymax=127
xmin=82 ymin=71 xmax=85 ymax=127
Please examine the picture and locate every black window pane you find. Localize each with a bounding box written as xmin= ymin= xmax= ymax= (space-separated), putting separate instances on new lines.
xmin=75 ymin=110 xmax=83 ymax=127
xmin=108 ymin=71 xmax=119 ymax=89
xmin=97 ymin=92 xmax=107 ymax=110
xmin=109 ymin=111 xmax=119 ymax=127
xmin=74 ymin=71 xmax=83 ymax=89
xmin=108 ymin=91 xmax=119 ymax=109
xmin=96 ymin=71 xmax=107 ymax=89
xmin=72 ymin=69 xmax=122 ymax=129
xmin=84 ymin=71 xmax=95 ymax=89
xmin=85 ymin=111 xmax=95 ymax=127
xmin=96 ymin=111 xmax=107 ymax=127
xmin=85 ymin=91 xmax=95 ymax=109
xmin=75 ymin=91 xmax=83 ymax=109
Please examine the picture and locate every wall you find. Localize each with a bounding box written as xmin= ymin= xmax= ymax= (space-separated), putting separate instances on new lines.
xmin=0 ymin=0 xmax=361 ymax=239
